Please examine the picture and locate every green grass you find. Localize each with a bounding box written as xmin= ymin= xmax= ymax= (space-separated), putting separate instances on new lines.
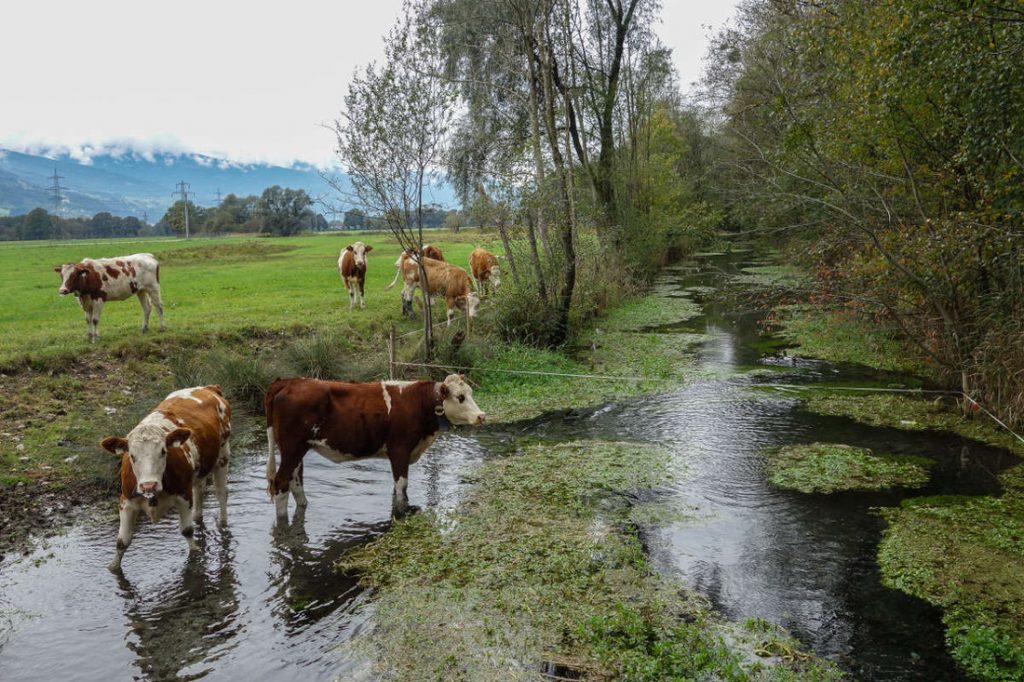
xmin=878 ymin=465 xmax=1024 ymax=680
xmin=764 ymin=442 xmax=931 ymax=494
xmin=774 ymin=304 xmax=929 ymax=375
xmin=0 ymin=232 xmax=497 ymax=370
xmin=339 ymin=441 xmax=840 ymax=681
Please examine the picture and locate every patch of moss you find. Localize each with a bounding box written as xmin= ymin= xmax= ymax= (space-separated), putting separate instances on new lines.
xmin=731 ymin=265 xmax=809 ymax=288
xmin=802 ymin=392 xmax=1024 ymax=457
xmin=774 ymin=304 xmax=928 ymax=375
xmin=878 ymin=466 xmax=1024 ymax=681
xmin=597 ymin=294 xmax=702 ymax=332
xmin=339 ymin=441 xmax=838 ymax=681
xmin=765 ymin=443 xmax=931 ymax=494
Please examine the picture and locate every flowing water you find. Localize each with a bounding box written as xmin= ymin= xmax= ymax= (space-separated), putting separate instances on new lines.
xmin=0 ymin=252 xmax=1017 ymax=680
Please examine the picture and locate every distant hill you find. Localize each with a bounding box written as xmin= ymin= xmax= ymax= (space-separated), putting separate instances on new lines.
xmin=0 ymin=147 xmax=455 ymax=220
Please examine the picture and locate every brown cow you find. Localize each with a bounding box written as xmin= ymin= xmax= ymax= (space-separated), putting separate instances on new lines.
xmin=338 ymin=241 xmax=373 ymax=309
xmin=388 ymin=252 xmax=480 ymax=324
xmin=100 ymin=386 xmax=232 ymax=571
xmin=55 ymin=252 xmax=165 ymax=343
xmin=469 ymin=247 xmax=502 ymax=295
xmin=265 ymin=374 xmax=485 ymax=517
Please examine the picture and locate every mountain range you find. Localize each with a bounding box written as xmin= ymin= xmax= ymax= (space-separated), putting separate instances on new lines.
xmin=0 ymin=147 xmax=456 ymax=220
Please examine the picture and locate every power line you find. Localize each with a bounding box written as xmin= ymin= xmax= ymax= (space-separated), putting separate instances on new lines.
xmin=172 ymin=180 xmax=194 ymax=239
xmin=49 ymin=167 xmax=66 ymax=215
xmin=214 ymin=187 xmax=222 ymax=205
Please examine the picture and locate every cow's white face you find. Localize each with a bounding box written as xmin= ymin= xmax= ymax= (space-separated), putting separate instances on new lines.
xmin=439 ymin=374 xmax=485 ymax=425
xmin=488 ymin=265 xmax=501 ymax=289
xmin=55 ymin=263 xmax=80 ymax=296
xmin=101 ymin=426 xmax=191 ymax=496
xmin=347 ymin=241 xmax=372 ymax=267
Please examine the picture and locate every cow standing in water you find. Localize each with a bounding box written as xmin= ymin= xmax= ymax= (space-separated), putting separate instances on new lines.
xmin=55 ymin=253 xmax=165 ymax=343
xmin=100 ymin=386 xmax=232 ymax=571
xmin=338 ymin=241 xmax=373 ymax=309
xmin=264 ymin=374 xmax=485 ymax=518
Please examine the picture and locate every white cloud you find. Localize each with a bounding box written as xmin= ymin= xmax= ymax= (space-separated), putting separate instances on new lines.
xmin=0 ymin=2 xmax=739 ymax=167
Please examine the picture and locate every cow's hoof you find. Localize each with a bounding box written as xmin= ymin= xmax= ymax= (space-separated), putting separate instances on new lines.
xmin=393 ymin=504 xmax=420 ymax=519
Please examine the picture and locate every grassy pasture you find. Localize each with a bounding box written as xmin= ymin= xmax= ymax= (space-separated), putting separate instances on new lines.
xmin=0 ymin=231 xmax=495 ymax=369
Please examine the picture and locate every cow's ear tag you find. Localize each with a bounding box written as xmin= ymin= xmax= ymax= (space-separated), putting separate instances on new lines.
xmin=434 ymin=405 xmax=445 ymax=416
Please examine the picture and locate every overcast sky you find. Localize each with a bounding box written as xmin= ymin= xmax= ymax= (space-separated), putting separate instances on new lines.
xmin=0 ymin=1 xmax=739 ymax=168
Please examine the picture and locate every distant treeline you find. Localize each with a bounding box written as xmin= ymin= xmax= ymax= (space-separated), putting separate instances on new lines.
xmin=0 ymin=184 xmax=463 ymax=240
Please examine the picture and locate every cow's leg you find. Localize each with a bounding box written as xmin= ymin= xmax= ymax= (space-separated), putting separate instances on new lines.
xmin=215 ymin=441 xmax=230 ymax=526
xmin=290 ymin=461 xmax=308 ymax=508
xmin=446 ymin=304 xmax=454 ymax=327
xmin=272 ymin=445 xmax=303 ymax=518
xmin=358 ymin=277 xmax=366 ymax=309
xmin=389 ymin=454 xmax=412 ymax=516
xmin=109 ymin=502 xmax=139 ymax=571
xmin=192 ymin=473 xmax=206 ymax=523
xmin=176 ymin=496 xmax=199 ymax=554
xmin=149 ymin=286 xmax=166 ymax=332
xmin=90 ymin=299 xmax=105 ymax=343
xmin=401 ymin=283 xmax=416 ymax=319
xmin=347 ymin=281 xmax=356 ymax=310
xmin=79 ymin=296 xmax=95 ymax=342
xmin=137 ymin=291 xmax=152 ymax=333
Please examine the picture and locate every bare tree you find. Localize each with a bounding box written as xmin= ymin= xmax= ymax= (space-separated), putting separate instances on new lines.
xmin=334 ymin=0 xmax=455 ymax=358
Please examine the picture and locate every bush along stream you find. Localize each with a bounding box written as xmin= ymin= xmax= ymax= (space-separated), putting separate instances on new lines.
xmin=1 ymin=249 xmax=1021 ymax=681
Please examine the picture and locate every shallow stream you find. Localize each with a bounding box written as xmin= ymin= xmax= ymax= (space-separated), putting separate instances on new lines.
xmin=0 ymin=252 xmax=1016 ymax=680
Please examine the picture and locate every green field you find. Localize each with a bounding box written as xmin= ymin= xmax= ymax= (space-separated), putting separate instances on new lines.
xmin=0 ymin=231 xmax=495 ymax=369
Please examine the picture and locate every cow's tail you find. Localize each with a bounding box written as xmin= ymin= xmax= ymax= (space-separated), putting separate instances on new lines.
xmin=384 ymin=266 xmax=402 ymax=291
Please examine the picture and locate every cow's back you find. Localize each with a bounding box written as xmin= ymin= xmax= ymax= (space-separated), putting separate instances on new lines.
xmin=156 ymin=385 xmax=230 ymax=478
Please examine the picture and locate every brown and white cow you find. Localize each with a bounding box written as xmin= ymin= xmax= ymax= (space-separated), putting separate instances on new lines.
xmin=469 ymin=247 xmax=501 ymax=295
xmin=338 ymin=241 xmax=373 ymax=310
xmin=387 ymin=252 xmax=480 ymax=324
xmin=55 ymin=253 xmax=164 ymax=343
xmin=265 ymin=374 xmax=484 ymax=517
xmin=100 ymin=385 xmax=232 ymax=571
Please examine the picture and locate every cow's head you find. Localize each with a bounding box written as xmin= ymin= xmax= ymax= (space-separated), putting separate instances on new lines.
xmin=346 ymin=241 xmax=372 ymax=268
xmin=101 ymin=425 xmax=192 ymax=497
xmin=55 ymin=263 xmax=86 ymax=296
xmin=437 ymin=374 xmax=485 ymax=425
xmin=488 ymin=265 xmax=501 ymax=289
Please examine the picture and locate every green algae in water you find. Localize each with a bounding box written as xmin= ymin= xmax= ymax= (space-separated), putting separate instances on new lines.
xmin=338 ymin=441 xmax=839 ymax=681
xmin=878 ymin=464 xmax=1024 ymax=681
xmin=764 ymin=443 xmax=931 ymax=494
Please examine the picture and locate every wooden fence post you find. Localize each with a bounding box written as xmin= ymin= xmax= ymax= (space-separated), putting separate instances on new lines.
xmin=388 ymin=324 xmax=397 ymax=380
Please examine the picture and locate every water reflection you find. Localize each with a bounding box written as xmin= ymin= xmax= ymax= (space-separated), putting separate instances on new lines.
xmin=116 ymin=527 xmax=240 ymax=681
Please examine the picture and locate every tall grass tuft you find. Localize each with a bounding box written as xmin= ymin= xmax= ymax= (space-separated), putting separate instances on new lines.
xmin=171 ymin=348 xmax=279 ymax=413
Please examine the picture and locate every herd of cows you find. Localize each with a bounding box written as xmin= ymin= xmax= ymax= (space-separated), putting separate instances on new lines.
xmin=51 ymin=240 xmax=499 ymax=572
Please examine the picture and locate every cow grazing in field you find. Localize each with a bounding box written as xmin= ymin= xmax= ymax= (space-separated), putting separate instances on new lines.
xmin=265 ymin=374 xmax=485 ymax=517
xmin=100 ymin=385 xmax=232 ymax=571
xmin=469 ymin=248 xmax=501 ymax=295
xmin=55 ymin=253 xmax=165 ymax=343
xmin=388 ymin=252 xmax=480 ymax=324
xmin=338 ymin=241 xmax=373 ymax=309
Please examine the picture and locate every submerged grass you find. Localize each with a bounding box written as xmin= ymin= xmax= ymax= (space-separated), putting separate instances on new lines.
xmin=800 ymin=392 xmax=1024 ymax=457
xmin=878 ymin=464 xmax=1024 ymax=681
xmin=339 ymin=441 xmax=840 ymax=681
xmin=764 ymin=442 xmax=931 ymax=494
xmin=774 ymin=304 xmax=928 ymax=375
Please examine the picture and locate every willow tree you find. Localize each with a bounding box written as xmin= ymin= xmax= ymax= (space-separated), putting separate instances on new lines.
xmin=334 ymin=0 xmax=455 ymax=358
